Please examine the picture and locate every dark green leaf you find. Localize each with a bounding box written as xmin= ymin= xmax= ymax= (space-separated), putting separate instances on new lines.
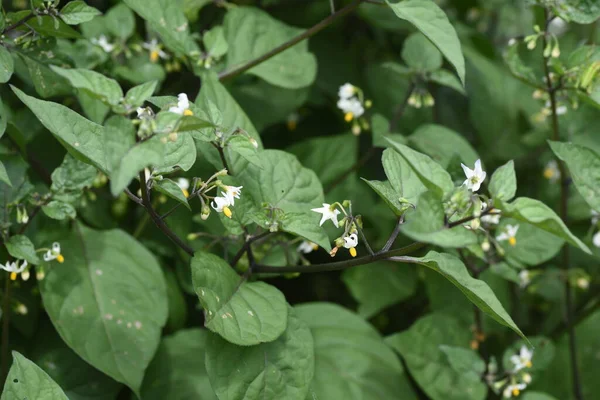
xmin=60 ymin=1 xmax=101 ymax=25
xmin=489 ymin=160 xmax=517 ymax=202
xmin=1 ymin=352 xmax=68 ymax=400
xmin=6 ymin=235 xmax=40 ymax=264
xmin=154 ymin=179 xmax=190 ymax=210
xmin=0 ymin=46 xmax=14 ymax=83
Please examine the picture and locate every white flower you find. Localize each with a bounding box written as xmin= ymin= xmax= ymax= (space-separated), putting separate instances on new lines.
xmin=136 ymin=107 xmax=154 ymax=120
xmin=91 ymin=35 xmax=115 ymax=53
xmin=548 ymin=17 xmax=568 ymax=36
xmin=142 ymin=38 xmax=168 ymax=62
xmin=577 ymin=277 xmax=590 ymax=290
xmin=497 ymin=224 xmax=519 ymax=246
xmin=343 ymin=233 xmax=359 ymax=257
xmin=177 ymin=178 xmax=190 ymax=198
xmin=481 ymin=213 xmax=501 ymax=225
xmin=522 ymin=373 xmax=532 ymax=384
xmin=311 ymin=203 xmax=341 ymax=228
xmin=503 ymin=383 xmax=527 ymax=398
xmin=593 ymin=231 xmax=600 ymax=248
xmin=556 ymin=105 xmax=568 ymax=115
xmin=338 ymin=83 xmax=355 ymax=100
xmin=519 ymin=270 xmax=531 ymax=288
xmin=211 ymin=195 xmax=232 ymax=218
xmin=510 ymin=345 xmax=533 ymax=371
xmin=461 ymin=159 xmax=486 ymax=192
xmin=43 ymin=242 xmax=64 ymax=263
xmin=169 ymin=93 xmax=193 ymax=116
xmin=222 ymin=185 xmax=242 ymax=206
xmin=298 ymin=241 xmax=318 ymax=254
xmin=337 ymin=97 xmax=364 ymax=119
xmin=543 ymin=160 xmax=560 ymax=182
xmin=0 ymin=260 xmax=27 ymax=274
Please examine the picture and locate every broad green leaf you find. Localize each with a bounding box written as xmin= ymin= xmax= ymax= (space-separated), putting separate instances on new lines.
xmin=60 ymin=1 xmax=101 ymax=25
xmin=501 ymin=336 xmax=555 ymax=373
xmin=522 ymin=393 xmax=559 ymax=400
xmin=140 ymin=329 xmax=217 ymax=400
xmin=386 ymin=138 xmax=454 ymax=199
xmin=6 ymin=235 xmax=40 ymax=264
xmin=503 ymin=42 xmax=539 ymax=87
xmin=382 ymin=148 xmax=427 ymax=205
xmin=0 ymin=46 xmax=14 ymax=83
xmin=154 ymin=178 xmax=190 ymax=210
xmin=0 ymin=161 xmax=10 ymax=186
xmin=401 ymin=192 xmax=478 ymax=247
xmin=439 ymin=345 xmax=486 ymax=379
xmin=103 ymin=116 xmax=136 ymax=175
xmin=226 ymin=135 xmax=262 ymax=168
xmin=386 ymin=314 xmax=486 ymax=400
xmin=489 ymin=160 xmax=517 ymax=202
xmin=12 ymin=87 xmax=108 ymax=172
xmin=164 ymin=269 xmax=188 ymax=332
xmin=42 ymin=200 xmax=77 ymax=220
xmin=223 ymin=7 xmax=317 ymax=89
xmin=39 ymin=225 xmax=168 ymax=396
xmin=1 ymin=352 xmax=68 ymax=400
xmin=0 ymin=156 xmax=33 ymax=216
xmin=0 ymin=97 xmax=6 ymax=138
xmin=408 ymin=124 xmax=479 ymax=168
xmin=554 ymin=0 xmax=600 ymax=24
xmin=428 ymin=69 xmax=466 ymax=95
xmin=78 ymin=91 xmax=110 ymax=124
xmin=386 ymin=0 xmax=465 ymax=85
xmin=18 ymin=54 xmax=72 ymax=98
xmin=279 ymin=212 xmax=331 ymax=251
xmin=154 ymin=133 xmax=197 ymax=174
xmin=204 ymin=25 xmax=228 ymax=58
xmin=402 ymin=32 xmax=442 ymax=72
xmin=124 ymin=81 xmax=158 ymax=109
xmin=549 ymin=141 xmax=600 ymax=211
xmin=191 ymin=252 xmax=288 ymax=346
xmin=295 ymin=303 xmax=417 ymax=400
xmin=342 ymin=262 xmax=418 ymax=318
xmin=110 ymin=136 xmax=165 ymax=196
xmin=497 ymin=219 xmax=563 ymax=266
xmin=105 ymin=3 xmax=135 ymax=39
xmin=362 ymin=179 xmax=409 ymax=216
xmin=51 ymin=67 xmax=123 ymax=106
xmin=501 ymin=197 xmax=590 ymax=254
xmin=51 ymin=154 xmax=97 ymax=195
xmin=206 ymin=307 xmax=314 ymax=400
xmin=403 ymin=252 xmax=526 ymax=340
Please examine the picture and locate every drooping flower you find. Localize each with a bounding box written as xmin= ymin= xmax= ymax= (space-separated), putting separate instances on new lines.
xmin=543 ymin=160 xmax=560 ymax=182
xmin=510 ymin=345 xmax=533 ymax=371
xmin=177 ymin=178 xmax=190 ymax=198
xmin=169 ymin=93 xmax=193 ymax=116
xmin=497 ymin=224 xmax=519 ymax=247
xmin=142 ymin=38 xmax=168 ymax=62
xmin=43 ymin=242 xmax=64 ymax=263
xmin=338 ymin=83 xmax=355 ymax=100
xmin=461 ymin=159 xmax=487 ymax=192
xmin=343 ymin=233 xmax=358 ymax=257
xmin=91 ymin=35 xmax=115 ymax=53
xmin=503 ymin=383 xmax=527 ymax=398
xmin=222 ymin=185 xmax=243 ymax=207
xmin=298 ymin=241 xmax=318 ymax=254
xmin=311 ymin=203 xmax=341 ymax=228
xmin=1 ymin=260 xmax=27 ymax=281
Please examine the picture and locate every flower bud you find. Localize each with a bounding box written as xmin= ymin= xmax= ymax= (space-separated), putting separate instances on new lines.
xmin=216 ymin=169 xmax=228 ymax=177
xmin=470 ymin=218 xmax=480 ymax=230
xmin=334 ymin=237 xmax=345 ymax=248
xmin=201 ymin=205 xmax=211 ymax=220
xmin=249 ymin=137 xmax=258 ymax=148
xmin=329 ymin=247 xmax=339 ymax=257
xmin=187 ymin=233 xmax=199 ymax=241
xmin=269 ymin=222 xmax=279 ymax=232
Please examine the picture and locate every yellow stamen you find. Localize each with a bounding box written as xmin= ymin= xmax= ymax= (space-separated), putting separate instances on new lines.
xmin=344 ymin=112 xmax=354 ymax=122
xmin=287 ymin=120 xmax=297 ymax=131
xmin=10 ymin=272 xmax=17 ymax=281
xmin=183 ymin=109 xmax=193 ymax=116
xmin=349 ymin=247 xmax=357 ymax=257
xmin=223 ymin=206 xmax=232 ymax=219
xmin=508 ymin=236 xmax=517 ymax=247
xmin=525 ymin=360 xmax=532 ymax=368
xmin=182 ymin=189 xmax=190 ymax=198
xmin=57 ymin=254 xmax=65 ymax=263
xmin=512 ymin=389 xmax=520 ymax=396
xmin=150 ymin=50 xmax=160 ymax=63
xmin=543 ymin=167 xmax=555 ymax=179
xmin=311 ymin=243 xmax=319 ymax=251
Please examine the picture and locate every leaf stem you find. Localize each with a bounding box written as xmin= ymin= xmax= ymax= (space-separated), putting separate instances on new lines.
xmin=212 ymin=142 xmax=232 ymax=174
xmin=2 ymin=12 xmax=35 ymax=35
xmin=390 ymin=82 xmax=415 ymax=132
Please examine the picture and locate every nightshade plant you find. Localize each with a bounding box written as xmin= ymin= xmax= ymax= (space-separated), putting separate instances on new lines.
xmin=1 ymin=0 xmax=600 ymax=399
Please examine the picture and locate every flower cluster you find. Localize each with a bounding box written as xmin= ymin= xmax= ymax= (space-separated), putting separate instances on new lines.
xmin=488 ymin=345 xmax=534 ymax=398
xmin=43 ymin=242 xmax=64 ymax=263
xmin=311 ymin=202 xmax=359 ymax=257
xmin=336 ymin=83 xmax=371 ymax=135
xmin=211 ymin=185 xmax=243 ymax=219
xmin=1 ymin=260 xmax=27 ymax=281
xmin=142 ymin=38 xmax=169 ymax=63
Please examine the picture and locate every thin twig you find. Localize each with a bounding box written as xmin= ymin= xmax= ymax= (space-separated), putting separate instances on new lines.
xmin=124 ymin=188 xmax=143 ymax=205
xmin=325 ymin=147 xmax=376 ymax=194
xmin=389 ymin=82 xmax=415 ymax=132
xmin=218 ymin=0 xmax=364 ymax=82
xmin=382 ymin=216 xmax=404 ymax=252
xmin=230 ymin=231 xmax=272 ymax=267
xmin=2 ymin=13 xmax=35 ymax=34
xmin=212 ymin=142 xmax=231 ymax=174
xmin=356 ymin=224 xmax=374 ymax=256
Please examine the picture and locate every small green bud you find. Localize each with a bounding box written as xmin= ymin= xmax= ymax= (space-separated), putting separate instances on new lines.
xmin=334 ymin=237 xmax=345 ymax=248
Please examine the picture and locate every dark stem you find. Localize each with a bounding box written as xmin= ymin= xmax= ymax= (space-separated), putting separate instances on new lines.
xmin=389 ymin=82 xmax=415 ymax=132
xmin=212 ymin=142 xmax=232 ymax=174
xmin=218 ymin=0 xmax=364 ymax=82
xmin=382 ymin=216 xmax=404 ymax=252
xmin=138 ymin=172 xmax=194 ymax=256
xmin=230 ymin=231 xmax=272 ymax=268
xmin=2 ymin=13 xmax=35 ymax=34
xmin=124 ymin=188 xmax=143 ymax=205
xmin=459 ymin=249 xmax=487 ymax=359
xmin=1 ymin=277 xmax=11 ymax=386
xmin=542 ymin=11 xmax=583 ymax=400
xmin=325 ymin=147 xmax=375 ymax=194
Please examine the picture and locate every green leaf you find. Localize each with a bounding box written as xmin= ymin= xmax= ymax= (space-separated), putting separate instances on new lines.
xmin=279 ymin=212 xmax=331 ymax=251
xmin=50 ymin=67 xmax=123 ymax=106
xmin=110 ymin=136 xmax=165 ymax=196
xmin=382 ymin=147 xmax=427 ymax=205
xmin=501 ymin=197 xmax=591 ymax=254
xmin=1 ymin=352 xmax=68 ymax=400
xmin=0 ymin=161 xmax=11 ymax=186
xmin=103 ymin=116 xmax=136 ymax=175
xmin=503 ymin=42 xmax=539 ymax=87
xmin=206 ymin=307 xmax=314 ymax=400
xmin=27 ymin=15 xmax=82 ymax=38
xmin=489 ymin=160 xmax=517 ymax=202
xmin=342 ymin=262 xmax=418 ymax=318
xmin=17 ymin=54 xmax=72 ymax=98
xmin=124 ymin=81 xmax=158 ymax=109
xmin=104 ymin=3 xmax=136 ymax=39
xmin=153 ymin=133 xmax=197 ymax=174
xmin=226 ymin=135 xmax=262 ymax=168
xmin=6 ymin=235 xmax=40 ymax=265
xmin=402 ymin=251 xmax=526 ymax=340
xmin=408 ymin=124 xmax=479 ymax=168
xmin=386 ymin=138 xmax=454 ymax=199
xmin=60 ymin=1 xmax=101 ymax=25
xmin=42 ymin=200 xmax=77 ymax=220
xmin=224 ymin=7 xmax=317 ymax=89
xmin=362 ymin=179 xmax=409 ymax=216
xmin=501 ymin=336 xmax=555 ymax=373
xmin=386 ymin=314 xmax=487 ymax=400
xmin=39 ymin=225 xmax=168 ymax=396
xmin=428 ymin=69 xmax=467 ymax=95
xmin=295 ymin=303 xmax=418 ymax=400
xmin=154 ymin=178 xmax=190 ymax=210
xmin=78 ymin=91 xmax=110 ymax=124
xmin=385 ymin=0 xmax=465 ymax=85
xmin=549 ymin=141 xmax=600 ymax=211
xmin=0 ymin=46 xmax=14 ymax=83
xmin=51 ymin=154 xmax=97 ymax=195
xmin=497 ymin=219 xmax=563 ymax=266
xmin=402 ymin=32 xmax=442 ymax=71
xmin=11 ymin=86 xmax=108 ymax=172
xmin=522 ymin=393 xmax=559 ymax=400
xmin=553 ymin=0 xmax=600 ymax=24
xmin=191 ymin=251 xmax=288 ymax=346
xmin=440 ymin=345 xmax=486 ymax=379
xmin=140 ymin=329 xmax=217 ymax=400
xmin=204 ymin=25 xmax=228 ymax=58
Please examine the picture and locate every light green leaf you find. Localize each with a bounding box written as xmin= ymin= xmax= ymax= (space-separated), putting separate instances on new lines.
xmin=18 ymin=54 xmax=72 ymax=98
xmin=12 ymin=86 xmax=108 ymax=172
xmin=440 ymin=346 xmax=486 ymax=379
xmin=1 ymin=352 xmax=68 ymax=400
xmin=522 ymin=393 xmax=559 ymax=400
xmin=28 ymin=15 xmax=82 ymax=38
xmin=342 ymin=262 xmax=418 ymax=318
xmin=206 ymin=307 xmax=314 ymax=400
xmin=279 ymin=212 xmax=331 ymax=251
xmin=224 ymin=7 xmax=317 ymax=89
xmin=42 ymin=200 xmax=77 ymax=220
xmin=402 ymin=32 xmax=442 ymax=71
xmin=408 ymin=124 xmax=479 ymax=168
xmin=0 ymin=161 xmax=10 ymax=186
xmin=549 ymin=141 xmax=600 ymax=211
xmin=296 ymin=303 xmax=418 ymax=400
xmin=489 ymin=160 xmax=517 ymax=202
xmin=501 ymin=197 xmax=591 ymax=254
xmin=503 ymin=42 xmax=539 ymax=87
xmin=140 ymin=329 xmax=217 ymax=400
xmin=382 ymin=147 xmax=427 ymax=205
xmin=400 ymin=251 xmax=526 ymax=341
xmin=60 ymin=1 xmax=101 ymax=25
xmin=39 ymin=225 xmax=168 ymax=396
xmin=51 ymin=154 xmax=97 ymax=195
xmin=78 ymin=91 xmax=110 ymax=124
xmin=191 ymin=252 xmax=288 ymax=346
xmin=154 ymin=179 xmax=190 ymax=210
xmin=386 ymin=314 xmax=486 ymax=400
xmin=50 ymin=67 xmax=123 ymax=106
xmin=153 ymin=133 xmax=197 ymax=174
xmin=204 ymin=25 xmax=228 ymax=58
xmin=110 ymin=136 xmax=165 ymax=196
xmin=103 ymin=116 xmax=136 ymax=175
xmin=226 ymin=135 xmax=262 ymax=168
xmin=124 ymin=81 xmax=158 ymax=109
xmin=105 ymin=3 xmax=136 ymax=39
xmin=554 ymin=0 xmax=600 ymax=24
xmin=0 ymin=46 xmax=14 ymax=83
xmin=386 ymin=0 xmax=465 ymax=85
xmin=6 ymin=235 xmax=40 ymax=265
xmin=386 ymin=137 xmax=454 ymax=199
xmin=497 ymin=219 xmax=563 ymax=266
xmin=429 ymin=69 xmax=467 ymax=95
xmin=362 ymin=178 xmax=409 ymax=216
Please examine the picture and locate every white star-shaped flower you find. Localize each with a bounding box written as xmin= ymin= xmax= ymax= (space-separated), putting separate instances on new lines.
xmin=343 ymin=233 xmax=359 ymax=257
xmin=461 ymin=159 xmax=486 ymax=192
xmin=222 ymin=185 xmax=243 ymax=206
xmin=337 ymin=97 xmax=364 ymax=118
xmin=503 ymin=383 xmax=527 ymax=398
xmin=497 ymin=224 xmax=519 ymax=246
xmin=311 ymin=203 xmax=341 ymax=228
xmin=0 ymin=260 xmax=26 ymax=274
xmin=338 ymin=83 xmax=355 ymax=100
xmin=91 ymin=35 xmax=115 ymax=53
xmin=142 ymin=38 xmax=168 ymax=62
xmin=298 ymin=241 xmax=318 ymax=254
xmin=510 ymin=345 xmax=533 ymax=371
xmin=43 ymin=242 xmax=64 ymax=263
xmin=169 ymin=93 xmax=193 ymax=116
xmin=211 ymin=195 xmax=233 ymax=218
